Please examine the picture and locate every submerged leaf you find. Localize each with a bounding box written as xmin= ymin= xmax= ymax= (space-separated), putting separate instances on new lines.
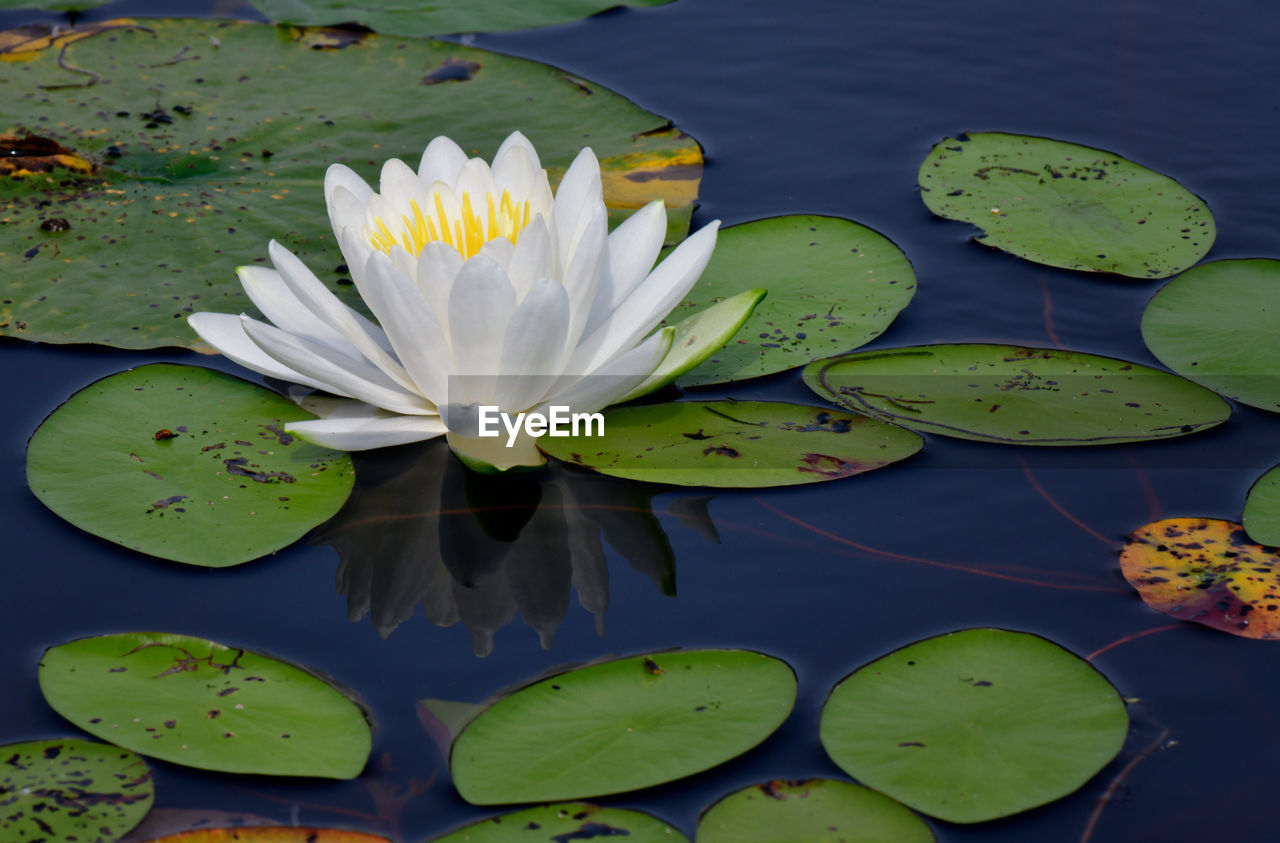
xmin=919 ymin=132 xmax=1214 ymax=278
xmin=26 ymin=364 xmax=354 ymax=566
xmin=538 ymin=399 xmax=922 ymax=487
xmin=820 ymin=629 xmax=1128 ymax=823
xmin=0 ymin=19 xmax=700 ymax=348
xmin=39 ymin=631 xmax=372 ymax=778
xmin=804 ymin=343 xmax=1229 ymax=445
xmin=1121 ymin=517 xmax=1280 ymax=639
xmin=0 ymin=738 xmax=153 ymax=843
xmin=450 ymin=650 xmax=796 ymax=804
xmin=1142 ymin=259 xmax=1280 ymax=412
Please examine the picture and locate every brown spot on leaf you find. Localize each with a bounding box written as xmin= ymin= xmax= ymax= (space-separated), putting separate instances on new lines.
xmin=422 ymin=58 xmax=481 ymax=85
xmin=0 ymin=132 xmax=93 ymax=177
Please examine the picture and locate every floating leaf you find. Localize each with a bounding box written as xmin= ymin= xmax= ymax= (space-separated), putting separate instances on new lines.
xmin=1120 ymin=518 xmax=1280 ymax=639
xmin=803 ymin=343 xmax=1229 ymax=445
xmin=39 ymin=631 xmax=372 ymax=778
xmin=0 ymin=738 xmax=153 ymax=843
xmin=918 ymin=132 xmax=1214 ymax=278
xmin=538 ymin=400 xmax=922 ymax=487
xmin=140 ymin=829 xmax=389 ymax=842
xmin=696 ymin=779 xmax=933 ymax=843
xmin=26 ymin=364 xmax=354 ymax=566
xmin=0 ymin=19 xmax=700 ymax=348
xmin=1244 ymin=464 xmax=1280 ymax=547
xmin=671 ymin=215 xmax=916 ymax=386
xmin=450 ymin=650 xmax=796 ymax=804
xmin=247 ymin=0 xmax=675 ymax=36
xmin=429 ymin=803 xmax=688 ymax=843
xmin=820 ymin=628 xmax=1128 ymax=824
xmin=121 ymin=808 xmax=277 ymax=842
xmin=1141 ymin=259 xmax=1280 ymax=411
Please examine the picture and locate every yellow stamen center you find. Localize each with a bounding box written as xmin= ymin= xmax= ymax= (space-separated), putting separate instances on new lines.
xmin=369 ymin=189 xmax=531 ymax=260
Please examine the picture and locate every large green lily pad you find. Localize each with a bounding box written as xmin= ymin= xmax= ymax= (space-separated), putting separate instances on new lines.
xmin=1121 ymin=517 xmax=1280 ymax=640
xmin=0 ymin=18 xmax=701 ymax=348
xmin=247 ymin=0 xmax=676 ymax=36
xmin=538 ymin=399 xmax=922 ymax=487
xmin=668 ymin=215 xmax=916 ymax=386
xmin=803 ymin=343 xmax=1229 ymax=445
xmin=0 ymin=738 xmax=153 ymax=842
xmin=1245 ymin=463 xmax=1280 ymax=547
xmin=918 ymin=132 xmax=1214 ymax=278
xmin=430 ymin=803 xmax=688 ymax=843
xmin=26 ymin=364 xmax=354 ymax=566
xmin=1141 ymin=259 xmax=1280 ymax=411
xmin=39 ymin=631 xmax=372 ymax=778
xmin=450 ymin=650 xmax=796 ymax=804
xmin=820 ymin=629 xmax=1128 ymax=824
xmin=697 ymin=779 xmax=933 ymax=843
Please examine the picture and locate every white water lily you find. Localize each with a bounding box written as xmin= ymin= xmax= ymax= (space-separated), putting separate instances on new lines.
xmin=189 ymin=131 xmax=751 ymax=471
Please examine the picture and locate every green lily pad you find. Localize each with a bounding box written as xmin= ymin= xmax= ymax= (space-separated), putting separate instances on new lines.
xmin=803 ymin=343 xmax=1229 ymax=445
xmin=1121 ymin=517 xmax=1280 ymax=640
xmin=1141 ymin=259 xmax=1280 ymax=411
xmin=26 ymin=363 xmax=354 ymax=567
xmin=0 ymin=738 xmax=153 ymax=843
xmin=0 ymin=19 xmax=701 ymax=349
xmin=430 ymin=803 xmax=688 ymax=843
xmin=39 ymin=631 xmax=372 ymax=778
xmin=697 ymin=779 xmax=933 ymax=843
xmin=670 ymin=215 xmax=916 ymax=386
xmin=820 ymin=629 xmax=1128 ymax=824
xmin=450 ymin=650 xmax=796 ymax=804
xmin=248 ymin=0 xmax=676 ymax=36
xmin=538 ymin=400 xmax=922 ymax=487
xmin=918 ymin=132 xmax=1214 ymax=278
xmin=1245 ymin=463 xmax=1280 ymax=547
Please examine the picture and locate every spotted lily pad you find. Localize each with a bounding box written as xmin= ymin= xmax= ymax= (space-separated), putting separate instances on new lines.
xmin=918 ymin=132 xmax=1214 ymax=278
xmin=1120 ymin=518 xmax=1280 ymax=639
xmin=429 ymin=803 xmax=688 ymax=842
xmin=0 ymin=19 xmax=700 ymax=348
xmin=39 ymin=631 xmax=372 ymax=777
xmin=247 ymin=0 xmax=676 ymax=36
xmin=140 ymin=830 xmax=389 ymax=842
xmin=1141 ymin=259 xmax=1280 ymax=411
xmin=820 ymin=629 xmax=1128 ymax=824
xmin=538 ymin=400 xmax=922 ymax=487
xmin=803 ymin=344 xmax=1229 ymax=445
xmin=696 ymin=779 xmax=933 ymax=843
xmin=450 ymin=650 xmax=796 ymax=804
xmin=26 ymin=364 xmax=354 ymax=566
xmin=0 ymin=738 xmax=153 ymax=843
xmin=668 ymin=215 xmax=916 ymax=386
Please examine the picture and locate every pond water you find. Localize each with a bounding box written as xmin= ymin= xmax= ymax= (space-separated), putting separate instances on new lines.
xmin=2 ymin=0 xmax=1279 ymax=840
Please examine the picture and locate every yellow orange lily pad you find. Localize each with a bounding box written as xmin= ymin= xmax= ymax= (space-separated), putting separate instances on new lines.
xmin=1119 ymin=517 xmax=1280 ymax=639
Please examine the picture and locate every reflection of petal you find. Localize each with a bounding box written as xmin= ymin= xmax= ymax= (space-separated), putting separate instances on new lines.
xmin=562 ymin=484 xmax=609 ymax=635
xmin=667 ymin=496 xmax=722 ymax=544
xmin=452 ymin=572 xmax=518 ymax=658
xmin=505 ymin=484 xmax=573 ymax=649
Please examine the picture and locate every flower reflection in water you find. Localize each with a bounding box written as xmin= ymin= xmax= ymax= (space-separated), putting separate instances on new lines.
xmin=314 ymin=440 xmax=717 ymax=656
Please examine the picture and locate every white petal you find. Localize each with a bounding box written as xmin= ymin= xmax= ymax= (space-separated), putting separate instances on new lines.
xmin=552 ymin=147 xmax=603 ymax=272
xmin=358 ymin=251 xmax=451 ymax=404
xmin=491 ymin=143 xmax=537 ymax=204
xmin=327 ymin=185 xmax=368 ymax=240
xmin=237 ymin=265 xmax=350 ymax=350
xmin=493 ymin=131 xmax=541 ymax=174
xmin=379 ymin=157 xmax=434 ymax=222
xmin=560 ymin=201 xmax=607 ymax=350
xmin=454 ymin=158 xmax=497 ymax=208
xmin=414 ymin=240 xmax=465 ymax=341
xmin=585 ymin=200 xmax=667 ymax=335
xmin=325 ymin=164 xmax=373 ymax=237
xmin=506 ymin=215 xmax=554 ymax=301
xmin=567 ymin=221 xmax=719 ymax=375
xmin=287 ymin=412 xmax=447 ymax=451
xmin=188 ymin=312 xmax=353 ymax=396
xmin=241 ymin=315 xmax=433 ymax=415
xmin=417 ymin=136 xmax=468 ymax=187
xmin=448 ymin=254 xmax=516 ymax=405
xmin=495 ymin=278 xmax=571 ymax=410
xmin=543 ymin=327 xmax=673 ymax=415
xmin=268 ymin=240 xmax=418 ymax=393
xmin=476 ymin=236 xmax=514 ymax=275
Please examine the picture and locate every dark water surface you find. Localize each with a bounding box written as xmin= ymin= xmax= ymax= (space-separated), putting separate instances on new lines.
xmin=3 ymin=1 xmax=1280 ymax=840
